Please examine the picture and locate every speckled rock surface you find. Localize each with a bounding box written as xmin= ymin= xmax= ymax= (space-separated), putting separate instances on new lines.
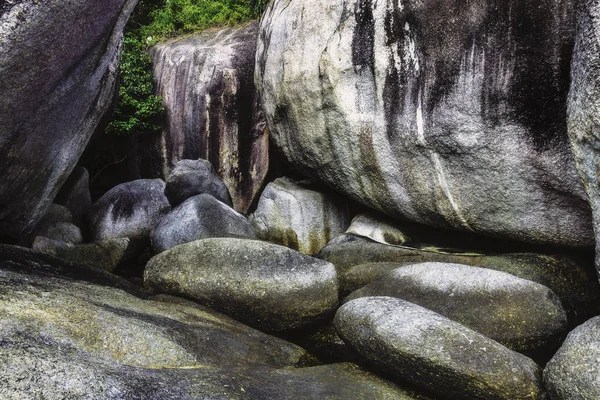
xmin=319 ymin=239 xmax=600 ymax=327
xmin=567 ymin=0 xmax=600 ymax=277
xmin=256 ymin=0 xmax=592 ymax=247
xmin=151 ymin=193 xmax=255 ymax=254
xmin=0 ymin=245 xmax=312 ymax=370
xmin=88 ymin=179 xmax=171 ymax=241
xmin=250 ymin=177 xmax=350 ymax=255
xmin=335 ymin=297 xmax=542 ymax=400
xmin=37 ymin=222 xmax=83 ymax=245
xmin=0 ymin=0 xmax=138 ymax=242
xmin=344 ymin=262 xmax=567 ymax=353
xmin=142 ymin=22 xmax=268 ymax=213
xmin=144 ymin=238 xmax=339 ymax=331
xmin=544 ymin=316 xmax=600 ymax=399
xmin=346 ymin=213 xmax=409 ymax=245
xmin=164 ymin=159 xmax=232 ymax=207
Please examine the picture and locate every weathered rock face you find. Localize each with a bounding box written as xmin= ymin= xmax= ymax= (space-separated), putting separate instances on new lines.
xmin=345 ymin=212 xmax=409 ymax=245
xmin=544 ymin=316 xmax=600 ymax=400
xmin=151 ymin=193 xmax=256 ymax=254
xmin=144 ymin=238 xmax=339 ymax=331
xmin=146 ymin=21 xmax=268 ymax=213
xmin=335 ymin=297 xmax=542 ymax=400
xmin=256 ymin=0 xmax=592 ymax=247
xmin=344 ymin=263 xmax=567 ymax=353
xmin=250 ymin=177 xmax=351 ymax=255
xmin=0 ymin=0 xmax=138 ymax=242
xmin=88 ymin=179 xmax=171 ymax=240
xmin=567 ymin=0 xmax=600 ymax=275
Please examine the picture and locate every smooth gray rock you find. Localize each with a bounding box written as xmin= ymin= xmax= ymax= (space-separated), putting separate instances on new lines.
xmin=151 ymin=193 xmax=256 ymax=254
xmin=25 ymin=204 xmax=74 ymax=245
xmin=346 ymin=212 xmax=409 ymax=245
xmin=250 ymin=177 xmax=351 ymax=255
xmin=141 ymin=21 xmax=268 ymax=213
xmin=144 ymin=238 xmax=339 ymax=331
xmin=544 ymin=316 xmax=600 ymax=399
xmin=164 ymin=159 xmax=232 ymax=206
xmin=335 ymin=297 xmax=542 ymax=400
xmin=567 ymin=0 xmax=600 ymax=277
xmin=0 ymin=0 xmax=138 ymax=242
xmin=319 ymin=239 xmax=600 ymax=327
xmin=54 ymin=166 xmax=92 ymax=227
xmin=345 ymin=262 xmax=567 ymax=353
xmin=256 ymin=0 xmax=592 ymax=247
xmin=339 ymin=261 xmax=408 ymax=295
xmin=88 ymin=179 xmax=171 ymax=240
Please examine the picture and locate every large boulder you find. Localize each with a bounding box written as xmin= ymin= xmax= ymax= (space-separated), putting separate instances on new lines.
xmin=544 ymin=316 xmax=600 ymax=399
xmin=335 ymin=297 xmax=542 ymax=400
xmin=0 ymin=0 xmax=138 ymax=242
xmin=250 ymin=177 xmax=350 ymax=255
xmin=88 ymin=179 xmax=171 ymax=240
xmin=151 ymin=193 xmax=256 ymax=253
xmin=256 ymin=0 xmax=592 ymax=247
xmin=164 ymin=159 xmax=232 ymax=206
xmin=144 ymin=238 xmax=339 ymax=331
xmin=567 ymin=0 xmax=600 ymax=276
xmin=344 ymin=262 xmax=567 ymax=353
xmin=140 ymin=21 xmax=268 ymax=213
xmin=319 ymin=238 xmax=600 ymax=327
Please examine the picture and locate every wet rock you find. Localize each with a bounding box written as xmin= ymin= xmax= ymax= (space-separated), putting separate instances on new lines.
xmin=335 ymin=297 xmax=542 ymax=400
xmin=152 ymin=193 xmax=255 ymax=254
xmin=319 ymin=239 xmax=600 ymax=327
xmin=346 ymin=212 xmax=409 ymax=245
xmin=250 ymin=177 xmax=350 ymax=255
xmin=567 ymin=0 xmax=600 ymax=277
xmin=256 ymin=0 xmax=592 ymax=247
xmin=164 ymin=159 xmax=232 ymax=206
xmin=88 ymin=179 xmax=171 ymax=241
xmin=0 ymin=0 xmax=138 ymax=241
xmin=544 ymin=316 xmax=600 ymax=399
xmin=144 ymin=238 xmax=338 ymax=331
xmin=143 ymin=21 xmax=268 ymax=213
xmin=54 ymin=166 xmax=92 ymax=227
xmin=345 ymin=262 xmax=567 ymax=353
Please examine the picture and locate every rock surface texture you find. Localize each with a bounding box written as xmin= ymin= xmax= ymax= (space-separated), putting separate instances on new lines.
xmin=164 ymin=159 xmax=232 ymax=206
xmin=256 ymin=0 xmax=592 ymax=247
xmin=88 ymin=179 xmax=171 ymax=240
xmin=147 ymin=21 xmax=268 ymax=213
xmin=0 ymin=0 xmax=138 ymax=241
xmin=144 ymin=238 xmax=339 ymax=331
xmin=544 ymin=316 xmax=600 ymax=399
xmin=151 ymin=193 xmax=256 ymax=253
xmin=344 ymin=262 xmax=567 ymax=353
xmin=335 ymin=297 xmax=542 ymax=400
xmin=250 ymin=177 xmax=350 ymax=255
xmin=54 ymin=166 xmax=92 ymax=228
xmin=567 ymin=0 xmax=600 ymax=274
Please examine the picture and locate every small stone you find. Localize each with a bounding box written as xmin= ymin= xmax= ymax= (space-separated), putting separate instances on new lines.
xmin=346 ymin=212 xmax=409 ymax=245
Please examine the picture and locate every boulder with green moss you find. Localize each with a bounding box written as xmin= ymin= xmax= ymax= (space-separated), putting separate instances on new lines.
xmin=250 ymin=177 xmax=350 ymax=255
xmin=544 ymin=316 xmax=600 ymax=399
xmin=319 ymin=238 xmax=600 ymax=327
xmin=344 ymin=262 xmax=567 ymax=354
xmin=144 ymin=238 xmax=339 ymax=331
xmin=335 ymin=296 xmax=542 ymax=400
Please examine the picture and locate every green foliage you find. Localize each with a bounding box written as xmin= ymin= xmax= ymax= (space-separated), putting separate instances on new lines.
xmin=105 ymin=34 xmax=164 ymax=136
xmin=106 ymin=0 xmax=269 ymax=136
xmin=141 ymin=0 xmax=267 ymax=42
